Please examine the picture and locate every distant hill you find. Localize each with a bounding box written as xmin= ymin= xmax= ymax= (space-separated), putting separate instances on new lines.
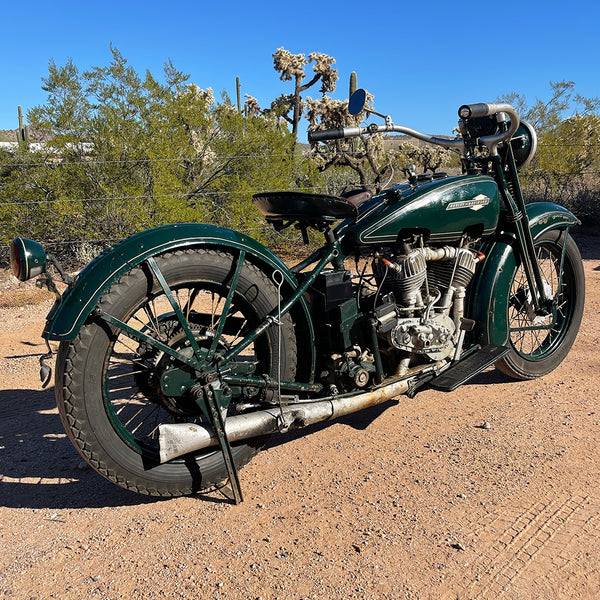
xmin=0 ymin=128 xmax=46 ymax=144
xmin=0 ymin=130 xmax=17 ymax=142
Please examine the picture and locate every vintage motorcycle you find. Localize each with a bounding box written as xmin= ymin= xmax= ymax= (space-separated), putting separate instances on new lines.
xmin=10 ymin=90 xmax=584 ymax=502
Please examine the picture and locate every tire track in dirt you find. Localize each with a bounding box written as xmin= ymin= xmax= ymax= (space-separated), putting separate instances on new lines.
xmin=445 ymin=494 xmax=600 ymax=599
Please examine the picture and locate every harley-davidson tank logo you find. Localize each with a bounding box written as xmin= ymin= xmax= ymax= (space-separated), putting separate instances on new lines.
xmin=446 ymin=194 xmax=490 ymax=211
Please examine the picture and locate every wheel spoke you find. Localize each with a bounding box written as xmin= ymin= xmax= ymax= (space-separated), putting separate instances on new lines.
xmin=141 ymin=305 xmax=161 ymax=338
xmin=146 ymin=256 xmax=204 ymax=361
xmin=507 ymin=239 xmax=574 ymax=361
xmin=129 ymin=405 xmax=159 ymax=434
xmin=207 ymin=250 xmax=246 ymax=359
xmin=100 ymin=255 xmax=275 ymax=455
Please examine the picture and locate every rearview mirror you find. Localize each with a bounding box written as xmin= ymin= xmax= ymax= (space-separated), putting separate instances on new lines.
xmin=348 ymin=88 xmax=367 ymax=115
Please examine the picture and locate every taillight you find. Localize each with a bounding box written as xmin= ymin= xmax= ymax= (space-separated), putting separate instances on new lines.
xmin=9 ymin=238 xmax=47 ymax=281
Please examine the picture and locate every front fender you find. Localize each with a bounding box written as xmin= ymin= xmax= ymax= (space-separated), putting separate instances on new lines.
xmin=43 ymin=224 xmax=315 ymax=375
xmin=470 ymin=202 xmax=579 ymax=346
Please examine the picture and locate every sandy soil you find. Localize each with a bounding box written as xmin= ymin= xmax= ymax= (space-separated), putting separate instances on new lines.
xmin=1 ymin=235 xmax=599 ymax=600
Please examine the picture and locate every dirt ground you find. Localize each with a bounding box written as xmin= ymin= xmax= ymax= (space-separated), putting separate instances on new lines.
xmin=1 ymin=234 xmax=599 ymax=600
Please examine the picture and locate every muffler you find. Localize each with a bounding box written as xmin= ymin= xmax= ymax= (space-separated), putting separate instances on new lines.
xmin=158 ymin=378 xmax=413 ymax=463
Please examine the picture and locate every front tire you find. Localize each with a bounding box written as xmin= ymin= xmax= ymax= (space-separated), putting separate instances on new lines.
xmin=496 ymin=230 xmax=584 ymax=379
xmin=55 ymin=248 xmax=297 ymax=497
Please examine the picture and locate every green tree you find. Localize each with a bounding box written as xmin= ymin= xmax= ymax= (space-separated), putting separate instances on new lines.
xmin=1 ymin=47 xmax=304 ymax=254
xmin=503 ymin=80 xmax=600 ymax=134
xmin=501 ymin=81 xmax=600 ymax=221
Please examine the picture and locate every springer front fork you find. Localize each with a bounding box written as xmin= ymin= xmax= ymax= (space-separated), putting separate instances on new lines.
xmin=493 ymin=154 xmax=563 ymax=316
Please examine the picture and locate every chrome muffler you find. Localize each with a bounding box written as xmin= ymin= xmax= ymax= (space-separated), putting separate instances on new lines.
xmin=158 ymin=378 xmax=413 ymax=463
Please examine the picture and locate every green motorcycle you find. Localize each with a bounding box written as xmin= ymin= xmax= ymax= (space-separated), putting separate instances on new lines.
xmin=10 ymin=90 xmax=584 ymax=502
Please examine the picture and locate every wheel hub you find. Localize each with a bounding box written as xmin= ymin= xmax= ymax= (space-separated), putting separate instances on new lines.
xmin=522 ymin=279 xmax=554 ymax=325
xmin=135 ymin=323 xmax=223 ymax=416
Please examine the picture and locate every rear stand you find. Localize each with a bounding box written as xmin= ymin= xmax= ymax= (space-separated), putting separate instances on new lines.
xmin=194 ymin=383 xmax=244 ymax=504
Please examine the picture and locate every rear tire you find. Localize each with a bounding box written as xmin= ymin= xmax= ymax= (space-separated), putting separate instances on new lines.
xmin=496 ymin=230 xmax=584 ymax=379
xmin=55 ymin=248 xmax=297 ymax=497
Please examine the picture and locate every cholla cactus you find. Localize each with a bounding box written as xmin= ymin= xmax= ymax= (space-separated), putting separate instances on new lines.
xmin=273 ymin=48 xmax=307 ymax=81
xmin=307 ymin=52 xmax=338 ymax=94
xmin=397 ymin=141 xmax=453 ymax=173
xmin=189 ymin=130 xmax=216 ymax=163
xmin=271 ymin=47 xmax=338 ymax=138
xmin=269 ymin=93 xmax=294 ymax=114
xmin=307 ymin=91 xmax=398 ymax=191
xmin=244 ymin=94 xmax=262 ymax=118
xmin=272 ymin=48 xmax=337 ymax=92
xmin=181 ymin=84 xmax=215 ymax=106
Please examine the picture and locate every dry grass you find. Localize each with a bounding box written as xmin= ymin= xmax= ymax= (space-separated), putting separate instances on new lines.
xmin=0 ymin=287 xmax=55 ymax=308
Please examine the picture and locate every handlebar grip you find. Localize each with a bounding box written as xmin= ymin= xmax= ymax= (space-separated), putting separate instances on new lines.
xmin=308 ymin=127 xmax=347 ymax=142
xmin=459 ymin=102 xmax=516 ymax=120
xmin=458 ymin=103 xmax=496 ymax=119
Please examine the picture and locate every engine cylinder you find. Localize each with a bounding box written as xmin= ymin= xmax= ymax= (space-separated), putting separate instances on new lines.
xmin=374 ymin=250 xmax=426 ymax=305
xmin=427 ymin=248 xmax=478 ymax=290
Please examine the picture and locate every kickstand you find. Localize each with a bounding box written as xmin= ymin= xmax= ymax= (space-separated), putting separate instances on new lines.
xmin=195 ymin=383 xmax=243 ymax=504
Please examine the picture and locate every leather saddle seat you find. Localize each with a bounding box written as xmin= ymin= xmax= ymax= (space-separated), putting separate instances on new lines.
xmin=252 ymin=190 xmax=372 ymax=225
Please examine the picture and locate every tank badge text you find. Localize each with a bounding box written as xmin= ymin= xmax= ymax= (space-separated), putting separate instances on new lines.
xmin=446 ymin=194 xmax=490 ymax=212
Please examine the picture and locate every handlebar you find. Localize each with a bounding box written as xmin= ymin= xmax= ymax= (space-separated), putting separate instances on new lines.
xmin=308 ymin=102 xmax=521 ymax=156
xmin=458 ymin=102 xmax=514 ymax=119
xmin=308 ymin=122 xmax=465 ymax=152
xmin=308 ymin=127 xmax=361 ymax=142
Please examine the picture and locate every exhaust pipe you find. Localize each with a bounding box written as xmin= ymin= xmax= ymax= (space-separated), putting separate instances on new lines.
xmin=159 ymin=378 xmax=413 ymax=463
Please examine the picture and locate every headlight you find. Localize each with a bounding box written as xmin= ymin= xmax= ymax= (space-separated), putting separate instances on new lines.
xmin=10 ymin=237 xmax=47 ymax=281
xmin=511 ymin=121 xmax=538 ymax=169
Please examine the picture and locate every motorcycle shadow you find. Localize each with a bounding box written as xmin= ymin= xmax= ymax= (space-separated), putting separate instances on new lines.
xmin=464 ymin=368 xmax=513 ymax=386
xmin=573 ymin=231 xmax=600 ymax=262
xmin=0 ymin=387 xmax=159 ymax=509
xmin=0 ymin=372 xmax=508 ymax=509
xmin=0 ymin=386 xmax=341 ymax=509
xmin=264 ymin=398 xmax=399 ymax=451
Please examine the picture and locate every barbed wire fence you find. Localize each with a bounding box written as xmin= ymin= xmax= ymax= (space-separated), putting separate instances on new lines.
xmin=1 ymin=144 xmax=598 ymax=267
xmin=0 ymin=150 xmax=315 ymax=265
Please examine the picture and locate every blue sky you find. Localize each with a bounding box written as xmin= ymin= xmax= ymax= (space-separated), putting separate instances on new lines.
xmin=2 ymin=0 xmax=599 ymax=139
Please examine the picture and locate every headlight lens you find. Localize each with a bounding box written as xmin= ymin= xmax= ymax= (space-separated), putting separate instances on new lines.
xmin=9 ymin=237 xmax=47 ymax=281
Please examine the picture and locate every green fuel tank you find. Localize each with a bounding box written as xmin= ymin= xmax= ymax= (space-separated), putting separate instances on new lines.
xmin=339 ymin=174 xmax=501 ymax=247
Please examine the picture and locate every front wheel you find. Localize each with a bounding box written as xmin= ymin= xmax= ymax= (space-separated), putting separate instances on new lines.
xmin=496 ymin=230 xmax=585 ymax=380
xmin=55 ymin=248 xmax=297 ymax=497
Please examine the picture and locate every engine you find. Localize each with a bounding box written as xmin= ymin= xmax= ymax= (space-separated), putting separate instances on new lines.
xmin=372 ymin=245 xmax=481 ymax=366
xmin=314 ymin=243 xmax=483 ymax=392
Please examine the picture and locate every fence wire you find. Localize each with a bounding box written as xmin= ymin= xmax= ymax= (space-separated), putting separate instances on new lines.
xmin=1 ymin=145 xmax=598 ymax=255
xmin=1 ymin=142 xmax=599 ymax=170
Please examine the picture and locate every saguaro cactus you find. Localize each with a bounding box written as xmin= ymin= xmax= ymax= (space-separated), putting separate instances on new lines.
xmin=349 ymin=71 xmax=357 ymax=98
xmin=17 ymin=106 xmax=29 ymax=145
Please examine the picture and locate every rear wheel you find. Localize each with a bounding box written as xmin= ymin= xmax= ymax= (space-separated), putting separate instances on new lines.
xmin=496 ymin=230 xmax=584 ymax=379
xmin=55 ymin=248 xmax=297 ymax=497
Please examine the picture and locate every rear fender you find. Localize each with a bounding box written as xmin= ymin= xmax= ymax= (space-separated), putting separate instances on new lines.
xmin=469 ymin=202 xmax=580 ymax=346
xmin=43 ymin=223 xmax=316 ymax=380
